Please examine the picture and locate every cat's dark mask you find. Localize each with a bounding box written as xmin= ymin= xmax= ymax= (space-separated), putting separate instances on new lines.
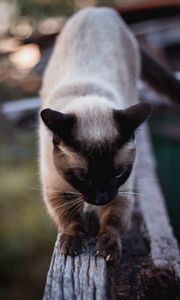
xmin=40 ymin=102 xmax=151 ymax=206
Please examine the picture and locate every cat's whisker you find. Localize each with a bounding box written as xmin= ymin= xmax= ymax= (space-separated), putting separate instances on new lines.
xmin=27 ymin=186 xmax=44 ymax=191
xmin=27 ymin=185 xmax=82 ymax=196
xmin=70 ymin=205 xmax=83 ymax=222
xmin=117 ymin=191 xmax=150 ymax=200
xmin=62 ymin=191 xmax=82 ymax=195
xmin=70 ymin=202 xmax=83 ymax=221
xmin=27 ymin=186 xmax=63 ymax=193
xmin=55 ymin=198 xmax=84 ymax=218
xmin=56 ymin=199 xmax=83 ymax=211
xmin=58 ymin=203 xmax=78 ymax=219
xmin=68 ymin=202 xmax=83 ymax=223
xmin=64 ymin=201 xmax=82 ymax=223
xmin=137 ymin=178 xmax=161 ymax=182
xmin=118 ymin=191 xmax=146 ymax=196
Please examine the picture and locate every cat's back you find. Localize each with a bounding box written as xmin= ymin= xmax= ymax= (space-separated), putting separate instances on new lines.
xmin=64 ymin=7 xmax=127 ymax=39
xmin=41 ymin=7 xmax=139 ymax=101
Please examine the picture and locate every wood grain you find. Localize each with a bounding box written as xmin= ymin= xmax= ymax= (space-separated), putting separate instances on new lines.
xmin=43 ymin=227 xmax=107 ymax=299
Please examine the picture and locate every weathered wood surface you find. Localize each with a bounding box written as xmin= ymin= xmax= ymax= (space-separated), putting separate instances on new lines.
xmin=136 ymin=125 xmax=180 ymax=276
xmin=43 ymin=236 xmax=107 ymax=300
xmin=108 ymin=124 xmax=180 ymax=300
xmin=43 ymin=124 xmax=180 ymax=300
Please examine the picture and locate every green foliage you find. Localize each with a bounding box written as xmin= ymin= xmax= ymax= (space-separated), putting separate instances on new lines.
xmin=0 ymin=126 xmax=56 ymax=300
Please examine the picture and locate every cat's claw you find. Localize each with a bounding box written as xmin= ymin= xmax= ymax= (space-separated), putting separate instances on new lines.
xmin=95 ymin=233 xmax=122 ymax=264
xmin=95 ymin=250 xmax=100 ymax=256
xmin=106 ymin=254 xmax=112 ymax=261
xmin=95 ymin=251 xmax=112 ymax=261
xmin=60 ymin=233 xmax=86 ymax=256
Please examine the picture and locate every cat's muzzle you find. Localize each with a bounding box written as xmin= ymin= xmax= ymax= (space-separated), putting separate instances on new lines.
xmin=85 ymin=191 xmax=115 ymax=206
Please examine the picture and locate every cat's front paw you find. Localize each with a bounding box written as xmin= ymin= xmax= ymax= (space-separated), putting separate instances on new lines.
xmin=95 ymin=232 xmax=122 ymax=263
xmin=60 ymin=232 xmax=86 ymax=256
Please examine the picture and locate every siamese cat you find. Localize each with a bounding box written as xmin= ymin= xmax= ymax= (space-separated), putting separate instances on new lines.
xmin=39 ymin=7 xmax=178 ymax=262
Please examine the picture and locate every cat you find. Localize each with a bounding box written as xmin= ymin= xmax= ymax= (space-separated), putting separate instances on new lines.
xmin=39 ymin=7 xmax=152 ymax=263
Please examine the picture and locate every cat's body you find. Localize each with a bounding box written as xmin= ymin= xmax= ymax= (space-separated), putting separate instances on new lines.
xmin=40 ymin=7 xmax=150 ymax=261
xmin=41 ymin=7 xmax=139 ymax=105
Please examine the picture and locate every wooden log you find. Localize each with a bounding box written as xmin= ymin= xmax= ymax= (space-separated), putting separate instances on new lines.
xmin=136 ymin=125 xmax=180 ymax=276
xmin=44 ymin=124 xmax=180 ymax=300
xmin=108 ymin=124 xmax=180 ymax=300
xmin=43 ymin=225 xmax=107 ymax=300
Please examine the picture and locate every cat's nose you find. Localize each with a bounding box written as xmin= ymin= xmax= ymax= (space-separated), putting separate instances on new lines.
xmin=95 ymin=192 xmax=109 ymax=205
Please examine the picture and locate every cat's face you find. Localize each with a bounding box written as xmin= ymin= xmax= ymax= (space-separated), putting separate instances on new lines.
xmin=52 ymin=139 xmax=135 ymax=205
xmin=41 ymin=103 xmax=151 ymax=206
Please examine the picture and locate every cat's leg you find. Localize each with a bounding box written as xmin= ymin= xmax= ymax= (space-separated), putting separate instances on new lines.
xmin=95 ymin=195 xmax=134 ymax=263
xmin=45 ymin=189 xmax=86 ymax=256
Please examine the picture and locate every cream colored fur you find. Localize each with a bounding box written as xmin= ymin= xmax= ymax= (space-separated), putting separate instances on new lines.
xmin=40 ymin=7 xmax=140 ymax=221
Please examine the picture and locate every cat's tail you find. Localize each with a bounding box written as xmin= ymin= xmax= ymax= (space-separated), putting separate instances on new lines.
xmin=140 ymin=46 xmax=180 ymax=103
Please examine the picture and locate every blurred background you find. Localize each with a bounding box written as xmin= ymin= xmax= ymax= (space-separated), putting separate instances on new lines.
xmin=0 ymin=0 xmax=180 ymax=299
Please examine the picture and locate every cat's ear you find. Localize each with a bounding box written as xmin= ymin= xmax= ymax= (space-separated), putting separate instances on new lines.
xmin=114 ymin=103 xmax=152 ymax=141
xmin=123 ymin=103 xmax=152 ymax=129
xmin=40 ymin=108 xmax=76 ymax=143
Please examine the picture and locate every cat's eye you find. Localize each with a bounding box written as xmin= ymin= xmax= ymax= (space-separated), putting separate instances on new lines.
xmin=114 ymin=173 xmax=123 ymax=179
xmin=111 ymin=173 xmax=124 ymax=184
xmin=76 ymin=176 xmax=92 ymax=186
xmin=75 ymin=172 xmax=90 ymax=184
xmin=77 ymin=175 xmax=88 ymax=182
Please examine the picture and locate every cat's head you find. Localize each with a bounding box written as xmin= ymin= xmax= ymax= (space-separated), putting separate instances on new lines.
xmin=40 ymin=101 xmax=151 ymax=206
